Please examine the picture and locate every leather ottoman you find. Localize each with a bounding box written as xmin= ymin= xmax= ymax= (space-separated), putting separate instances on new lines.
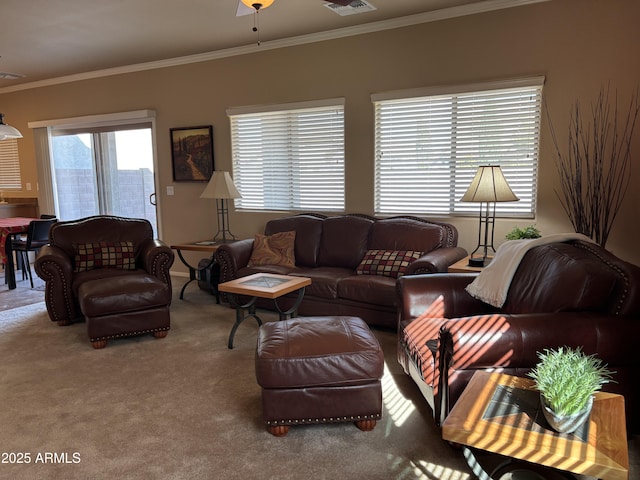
xmin=255 ymin=316 xmax=384 ymax=436
xmin=78 ymin=274 xmax=171 ymax=349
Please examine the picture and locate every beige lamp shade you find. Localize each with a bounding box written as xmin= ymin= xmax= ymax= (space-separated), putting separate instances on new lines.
xmin=200 ymin=171 xmax=241 ymax=200
xmin=460 ymin=165 xmax=519 ymax=203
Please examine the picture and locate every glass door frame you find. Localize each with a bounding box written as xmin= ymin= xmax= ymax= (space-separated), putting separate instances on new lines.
xmin=29 ymin=110 xmax=164 ymax=238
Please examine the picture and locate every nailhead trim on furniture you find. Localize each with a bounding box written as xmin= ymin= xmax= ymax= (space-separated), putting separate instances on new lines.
xmin=265 ymin=413 xmax=382 ymax=426
xmin=89 ymin=326 xmax=170 ymax=342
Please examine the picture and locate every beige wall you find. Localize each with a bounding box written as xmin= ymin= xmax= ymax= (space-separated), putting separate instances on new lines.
xmin=2 ymin=0 xmax=640 ymax=272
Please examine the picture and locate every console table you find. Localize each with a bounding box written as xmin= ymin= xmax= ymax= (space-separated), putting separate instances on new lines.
xmin=442 ymin=371 xmax=629 ymax=480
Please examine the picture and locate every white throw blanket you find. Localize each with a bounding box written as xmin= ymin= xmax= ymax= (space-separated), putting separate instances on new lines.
xmin=465 ymin=233 xmax=595 ymax=308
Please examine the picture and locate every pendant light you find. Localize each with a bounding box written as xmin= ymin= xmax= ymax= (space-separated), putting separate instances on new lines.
xmin=0 ymin=113 xmax=22 ymax=140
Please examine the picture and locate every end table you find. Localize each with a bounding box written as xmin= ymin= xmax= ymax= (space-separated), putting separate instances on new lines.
xmin=170 ymin=240 xmax=236 ymax=301
xmin=448 ymin=255 xmax=493 ymax=273
xmin=442 ymin=371 xmax=629 ymax=480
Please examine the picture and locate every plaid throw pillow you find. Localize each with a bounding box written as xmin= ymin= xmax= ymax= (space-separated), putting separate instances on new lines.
xmin=356 ymin=250 xmax=423 ymax=278
xmin=73 ymin=241 xmax=136 ymax=272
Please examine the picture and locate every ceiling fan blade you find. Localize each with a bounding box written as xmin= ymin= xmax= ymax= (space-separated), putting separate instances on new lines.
xmin=236 ymin=1 xmax=254 ymax=16
xmin=326 ymin=0 xmax=355 ymax=6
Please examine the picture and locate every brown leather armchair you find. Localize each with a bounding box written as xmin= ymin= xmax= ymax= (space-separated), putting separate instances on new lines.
xmin=397 ymin=240 xmax=640 ymax=433
xmin=35 ymin=216 xmax=174 ymax=348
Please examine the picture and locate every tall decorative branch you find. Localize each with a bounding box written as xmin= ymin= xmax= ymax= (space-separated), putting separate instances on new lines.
xmin=547 ymin=86 xmax=639 ymax=247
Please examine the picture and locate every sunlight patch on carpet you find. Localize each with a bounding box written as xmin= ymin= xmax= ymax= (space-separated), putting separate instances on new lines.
xmin=413 ymin=459 xmax=471 ymax=480
xmin=386 ymin=454 xmax=472 ymax=480
xmin=382 ymin=362 xmax=415 ymax=427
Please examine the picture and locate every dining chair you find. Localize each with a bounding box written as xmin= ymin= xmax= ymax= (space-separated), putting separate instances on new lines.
xmin=11 ymin=218 xmax=57 ymax=288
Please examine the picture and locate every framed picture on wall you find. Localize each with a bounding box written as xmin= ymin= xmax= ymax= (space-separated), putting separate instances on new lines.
xmin=170 ymin=125 xmax=214 ymax=181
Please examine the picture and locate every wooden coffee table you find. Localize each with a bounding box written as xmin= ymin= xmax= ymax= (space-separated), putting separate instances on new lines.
xmin=218 ymin=273 xmax=311 ymax=349
xmin=442 ymin=371 xmax=629 ymax=480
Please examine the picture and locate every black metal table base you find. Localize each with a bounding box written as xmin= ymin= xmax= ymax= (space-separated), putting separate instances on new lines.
xmin=175 ymin=250 xmax=219 ymax=302
xmin=227 ymin=287 xmax=306 ymax=349
xmin=463 ymin=447 xmax=576 ymax=480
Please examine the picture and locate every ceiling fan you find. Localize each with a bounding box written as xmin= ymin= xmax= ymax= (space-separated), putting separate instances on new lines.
xmin=236 ymin=0 xmax=356 ymax=17
xmin=235 ymin=0 xmax=360 ymax=44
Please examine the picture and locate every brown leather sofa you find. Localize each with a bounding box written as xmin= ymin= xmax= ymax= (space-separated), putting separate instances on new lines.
xmin=216 ymin=213 xmax=467 ymax=328
xmin=35 ymin=216 xmax=174 ymax=347
xmin=397 ymin=240 xmax=640 ymax=433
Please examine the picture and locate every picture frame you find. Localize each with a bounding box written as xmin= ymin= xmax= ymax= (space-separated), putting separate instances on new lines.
xmin=170 ymin=125 xmax=214 ymax=181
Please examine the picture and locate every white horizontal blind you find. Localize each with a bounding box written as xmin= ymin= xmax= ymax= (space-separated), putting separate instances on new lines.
xmin=373 ymin=79 xmax=543 ymax=217
xmin=0 ymin=139 xmax=22 ymax=189
xmin=229 ymin=101 xmax=345 ymax=211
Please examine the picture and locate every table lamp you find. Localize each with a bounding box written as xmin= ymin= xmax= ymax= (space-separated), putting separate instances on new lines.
xmin=200 ymin=171 xmax=241 ymax=242
xmin=460 ymin=165 xmax=519 ymax=267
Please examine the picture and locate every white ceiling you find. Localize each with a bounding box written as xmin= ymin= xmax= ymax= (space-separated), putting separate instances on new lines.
xmin=0 ymin=0 xmax=547 ymax=91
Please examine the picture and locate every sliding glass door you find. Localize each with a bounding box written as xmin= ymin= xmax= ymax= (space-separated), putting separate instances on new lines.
xmin=50 ymin=126 xmax=157 ymax=234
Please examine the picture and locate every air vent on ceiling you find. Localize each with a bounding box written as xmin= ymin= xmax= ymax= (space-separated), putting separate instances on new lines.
xmin=0 ymin=72 xmax=25 ymax=80
xmin=324 ymin=0 xmax=376 ymax=16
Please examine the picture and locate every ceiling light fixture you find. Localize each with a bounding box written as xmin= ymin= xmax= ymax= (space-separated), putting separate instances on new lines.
xmin=0 ymin=113 xmax=23 ymax=141
xmin=241 ymin=0 xmax=274 ymax=8
xmin=0 ymin=72 xmax=26 ymax=80
xmin=240 ymin=0 xmax=275 ymax=45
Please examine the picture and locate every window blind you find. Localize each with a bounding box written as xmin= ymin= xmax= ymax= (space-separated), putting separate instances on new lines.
xmin=373 ymin=78 xmax=543 ymax=217
xmin=228 ymin=100 xmax=345 ymax=212
xmin=0 ymin=139 xmax=22 ymax=190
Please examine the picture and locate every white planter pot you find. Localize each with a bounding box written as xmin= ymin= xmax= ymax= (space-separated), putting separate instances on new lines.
xmin=540 ymin=394 xmax=593 ymax=434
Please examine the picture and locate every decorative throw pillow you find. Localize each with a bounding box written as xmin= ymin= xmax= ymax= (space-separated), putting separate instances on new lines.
xmin=356 ymin=250 xmax=422 ymax=278
xmin=73 ymin=241 xmax=136 ymax=272
xmin=247 ymin=231 xmax=296 ymax=267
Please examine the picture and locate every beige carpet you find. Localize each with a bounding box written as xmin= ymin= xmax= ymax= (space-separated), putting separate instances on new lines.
xmin=1 ymin=285 xmax=637 ymax=480
xmin=0 ymin=286 xmax=472 ymax=480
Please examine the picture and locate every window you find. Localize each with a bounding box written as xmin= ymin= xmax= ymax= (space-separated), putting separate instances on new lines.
xmin=0 ymin=139 xmax=22 ymax=190
xmin=372 ymin=77 xmax=544 ymax=217
xmin=228 ymin=98 xmax=345 ymax=212
xmin=50 ymin=126 xmax=156 ymax=232
xmin=28 ymin=110 xmax=159 ymax=235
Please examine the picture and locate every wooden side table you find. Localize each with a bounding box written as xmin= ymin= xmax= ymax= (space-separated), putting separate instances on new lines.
xmin=170 ymin=240 xmax=236 ymax=301
xmin=442 ymin=371 xmax=629 ymax=480
xmin=218 ymin=273 xmax=312 ymax=349
xmin=448 ymin=255 xmax=492 ymax=273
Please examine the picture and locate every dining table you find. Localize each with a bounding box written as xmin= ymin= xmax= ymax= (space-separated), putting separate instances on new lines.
xmin=1 ymin=217 xmax=38 ymax=290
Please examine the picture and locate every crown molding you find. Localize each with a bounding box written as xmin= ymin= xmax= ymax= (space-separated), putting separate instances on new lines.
xmin=0 ymin=0 xmax=550 ymax=95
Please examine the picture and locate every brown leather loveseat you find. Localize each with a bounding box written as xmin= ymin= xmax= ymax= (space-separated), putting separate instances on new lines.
xmin=397 ymin=239 xmax=640 ymax=433
xmin=35 ymin=215 xmax=174 ymax=347
xmin=216 ymin=213 xmax=466 ymax=328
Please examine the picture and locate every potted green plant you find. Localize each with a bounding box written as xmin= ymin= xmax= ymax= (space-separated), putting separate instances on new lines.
xmin=505 ymin=224 xmax=541 ymax=240
xmin=528 ymin=346 xmax=614 ymax=433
